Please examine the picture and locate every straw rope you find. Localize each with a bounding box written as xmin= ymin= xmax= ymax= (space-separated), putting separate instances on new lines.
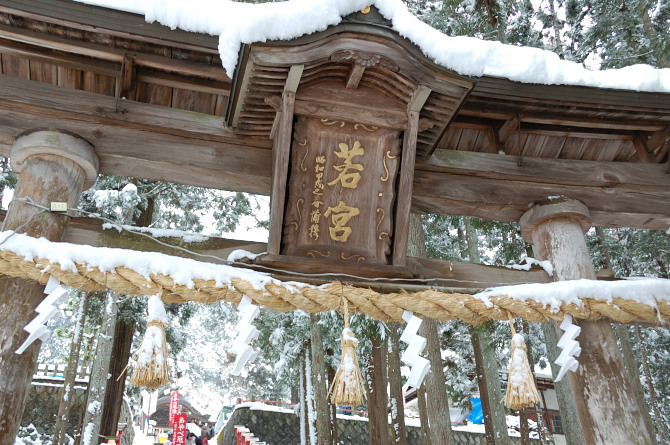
xmin=2 ymin=249 xmax=669 ymax=325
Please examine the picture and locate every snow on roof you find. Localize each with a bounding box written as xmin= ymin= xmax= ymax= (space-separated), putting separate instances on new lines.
xmin=76 ymin=0 xmax=670 ymax=93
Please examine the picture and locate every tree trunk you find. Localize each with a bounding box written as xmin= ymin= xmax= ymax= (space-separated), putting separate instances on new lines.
xmin=300 ymin=353 xmax=309 ymax=445
xmin=416 ymin=384 xmax=430 ymax=445
xmin=326 ymin=349 xmax=337 ymax=445
xmin=81 ymin=291 xmax=119 ymax=445
xmin=410 ymin=214 xmax=452 ymax=444
xmin=305 ymin=344 xmax=316 ymax=445
xmin=471 ymin=324 xmax=510 ymax=445
xmin=100 ymin=319 xmax=135 ymax=440
xmin=635 ymin=324 xmax=667 ymax=444
xmin=519 ymin=407 xmax=530 ymax=445
xmin=520 ymin=199 xmax=653 ymax=445
xmin=388 ymin=323 xmax=407 ymax=445
xmin=0 ymin=131 xmax=97 ymax=444
xmin=465 ymin=219 xmax=509 ymax=445
xmin=53 ymin=291 xmax=90 ymax=445
xmin=366 ymin=335 xmax=389 ymax=445
xmin=310 ymin=314 xmax=333 ymax=445
xmin=614 ymin=324 xmax=658 ymax=445
xmin=421 ymin=319 xmax=453 ymax=445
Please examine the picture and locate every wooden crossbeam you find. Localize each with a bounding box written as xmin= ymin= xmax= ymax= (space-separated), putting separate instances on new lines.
xmin=414 ymin=149 xmax=670 ymax=230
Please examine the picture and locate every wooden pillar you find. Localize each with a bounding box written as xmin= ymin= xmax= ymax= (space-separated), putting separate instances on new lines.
xmin=0 ymin=130 xmax=98 ymax=444
xmin=519 ymin=198 xmax=653 ymax=445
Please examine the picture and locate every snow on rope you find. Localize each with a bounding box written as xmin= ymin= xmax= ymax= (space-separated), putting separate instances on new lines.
xmin=0 ymin=231 xmax=669 ymax=325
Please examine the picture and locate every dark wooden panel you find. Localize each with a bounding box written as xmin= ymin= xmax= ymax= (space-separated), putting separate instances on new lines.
xmin=82 ymin=71 xmax=115 ymax=96
xmin=171 ymin=88 xmax=216 ymax=114
xmin=27 ymin=59 xmax=56 ymax=83
xmin=56 ymin=65 xmax=82 ymax=89
xmin=136 ymin=81 xmax=172 ymax=107
xmin=1 ymin=52 xmax=28 ymax=77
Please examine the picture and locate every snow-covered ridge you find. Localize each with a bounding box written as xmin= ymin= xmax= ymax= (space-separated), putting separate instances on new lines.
xmin=78 ymin=0 xmax=670 ymax=93
xmin=476 ymin=278 xmax=670 ymax=317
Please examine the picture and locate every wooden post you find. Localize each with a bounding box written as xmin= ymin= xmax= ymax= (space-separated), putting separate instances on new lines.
xmin=0 ymin=130 xmax=98 ymax=444
xmin=519 ymin=197 xmax=653 ymax=445
xmin=267 ymin=65 xmax=302 ymax=255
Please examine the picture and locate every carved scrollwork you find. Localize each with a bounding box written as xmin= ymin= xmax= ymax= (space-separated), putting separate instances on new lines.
xmin=264 ymin=96 xmax=282 ymax=111
xmin=330 ymin=49 xmax=399 ymax=72
xmin=341 ymin=252 xmax=366 ymax=263
xmin=298 ymin=139 xmax=308 ymax=172
xmin=307 ymin=250 xmax=331 ymax=258
xmin=418 ymin=118 xmax=436 ymax=132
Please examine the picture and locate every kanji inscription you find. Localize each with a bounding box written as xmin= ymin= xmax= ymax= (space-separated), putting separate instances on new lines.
xmin=282 ymin=116 xmax=401 ymax=265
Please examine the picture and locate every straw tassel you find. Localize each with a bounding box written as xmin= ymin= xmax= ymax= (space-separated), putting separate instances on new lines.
xmin=328 ymin=299 xmax=366 ymax=407
xmin=504 ymin=320 xmax=540 ymax=410
xmin=130 ymin=294 xmax=170 ymax=389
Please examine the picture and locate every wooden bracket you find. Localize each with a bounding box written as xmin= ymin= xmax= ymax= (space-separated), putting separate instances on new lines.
xmin=407 ymin=85 xmax=432 ymax=113
xmin=346 ymin=64 xmax=366 ymax=89
xmin=498 ymin=115 xmax=520 ymax=144
xmin=632 ymin=133 xmax=656 ymax=163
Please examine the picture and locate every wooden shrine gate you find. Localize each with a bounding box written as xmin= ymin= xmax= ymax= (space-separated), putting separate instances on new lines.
xmin=0 ymin=1 xmax=669 ymax=444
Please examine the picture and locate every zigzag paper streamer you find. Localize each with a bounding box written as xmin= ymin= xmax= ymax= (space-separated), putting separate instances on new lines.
xmin=231 ymin=295 xmax=260 ymax=375
xmin=16 ymin=276 xmax=68 ymax=354
xmin=399 ymin=310 xmax=431 ymax=389
xmin=554 ymin=314 xmax=581 ymax=382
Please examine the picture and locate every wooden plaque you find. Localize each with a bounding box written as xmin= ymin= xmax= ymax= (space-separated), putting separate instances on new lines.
xmin=281 ymin=116 xmax=401 ymax=266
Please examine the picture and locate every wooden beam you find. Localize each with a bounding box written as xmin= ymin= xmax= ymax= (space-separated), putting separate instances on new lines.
xmin=0 ymin=74 xmax=255 ymax=147
xmin=0 ymin=23 xmax=228 ymax=81
xmin=647 ymin=127 xmax=670 ymax=153
xmin=413 ymin=149 xmax=670 ymax=230
xmin=293 ymin=98 xmax=407 ymax=129
xmin=230 ymin=58 xmax=254 ymax=127
xmin=632 ymin=134 xmax=656 ymax=163
xmin=407 ymin=85 xmax=432 ymax=113
xmin=0 ymin=0 xmax=220 ymax=54
xmin=267 ymin=90 xmax=296 ymax=255
xmin=118 ymin=53 xmax=135 ymax=100
xmin=461 ymin=107 xmax=669 ymax=132
xmin=486 ymin=126 xmax=502 ymax=154
xmin=284 ymin=64 xmax=304 ymax=93
xmin=0 ymin=76 xmax=272 ymax=195
xmin=135 ymin=71 xmax=230 ymax=96
xmin=55 ymin=214 xmax=552 ymax=288
xmin=0 ymin=36 xmax=119 ymax=77
xmin=345 ymin=64 xmax=365 ymax=89
xmin=392 ymin=110 xmax=419 ymax=266
xmin=497 ymin=115 xmax=519 ymax=143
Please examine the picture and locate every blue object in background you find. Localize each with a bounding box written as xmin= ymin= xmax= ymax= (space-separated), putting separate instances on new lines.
xmin=469 ymin=397 xmax=484 ymax=424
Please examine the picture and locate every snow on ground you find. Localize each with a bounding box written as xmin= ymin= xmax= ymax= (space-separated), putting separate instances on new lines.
xmin=13 ymin=424 xmax=73 ymax=445
xmin=74 ymin=0 xmax=670 ymax=93
xmin=132 ymin=426 xmax=155 ymax=445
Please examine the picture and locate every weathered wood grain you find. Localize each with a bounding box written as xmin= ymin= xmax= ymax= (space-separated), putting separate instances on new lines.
xmin=0 ymin=0 xmax=219 ymax=53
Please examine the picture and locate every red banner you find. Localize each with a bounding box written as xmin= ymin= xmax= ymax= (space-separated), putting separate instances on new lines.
xmin=168 ymin=391 xmax=180 ymax=426
xmin=172 ymin=413 xmax=188 ymax=445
